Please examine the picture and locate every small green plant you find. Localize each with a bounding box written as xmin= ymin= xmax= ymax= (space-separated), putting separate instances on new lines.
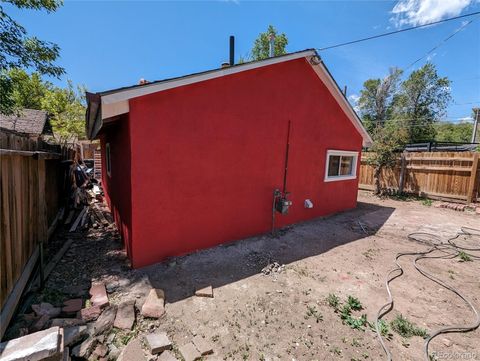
xmin=390 ymin=314 xmax=428 ymax=338
xmin=326 ymin=293 xmax=340 ymax=309
xmin=340 ymin=304 xmax=352 ymax=320
xmin=347 ymin=296 xmax=363 ymax=311
xmin=376 ymin=319 xmax=393 ymax=340
xmin=328 ymin=294 xmax=370 ymax=330
xmin=458 ymin=251 xmax=472 ymax=262
xmin=421 ymin=198 xmax=433 ymax=206
xmin=345 ymin=314 xmax=368 ymax=330
xmin=447 ymin=270 xmax=455 ymax=279
xmin=330 ymin=346 xmax=342 ymax=356
xmin=351 ymin=338 xmax=361 ymax=347
xmin=305 ymin=305 xmax=323 ymax=323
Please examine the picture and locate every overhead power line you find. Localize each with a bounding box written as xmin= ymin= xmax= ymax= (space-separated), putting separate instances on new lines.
xmin=367 ymin=118 xmax=475 ymax=129
xmin=404 ymin=17 xmax=478 ymax=70
xmin=316 ymin=11 xmax=480 ymax=51
xmin=452 ymin=101 xmax=480 ymax=106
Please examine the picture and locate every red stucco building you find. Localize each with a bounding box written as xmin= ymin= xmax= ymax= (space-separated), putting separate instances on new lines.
xmin=86 ymin=49 xmax=372 ymax=268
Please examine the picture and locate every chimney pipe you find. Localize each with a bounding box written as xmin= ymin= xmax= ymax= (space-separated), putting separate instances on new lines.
xmin=269 ymin=33 xmax=275 ymax=57
xmin=229 ymin=36 xmax=235 ymax=66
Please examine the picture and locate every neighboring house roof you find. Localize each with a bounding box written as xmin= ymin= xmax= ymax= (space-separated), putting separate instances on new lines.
xmin=0 ymin=109 xmax=53 ymax=136
xmin=86 ymin=49 xmax=372 ymax=146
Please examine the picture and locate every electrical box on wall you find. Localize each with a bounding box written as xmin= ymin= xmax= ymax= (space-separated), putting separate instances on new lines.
xmin=304 ymin=199 xmax=313 ymax=208
xmin=275 ymin=196 xmax=292 ymax=215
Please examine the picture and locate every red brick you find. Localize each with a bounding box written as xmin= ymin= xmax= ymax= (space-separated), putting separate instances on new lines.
xmin=62 ymin=299 xmax=83 ymax=314
xmin=78 ymin=305 xmax=102 ymax=322
xmin=141 ymin=289 xmax=165 ymax=319
xmin=89 ymin=283 xmax=109 ymax=308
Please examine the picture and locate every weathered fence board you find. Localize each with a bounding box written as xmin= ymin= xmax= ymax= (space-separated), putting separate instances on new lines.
xmin=0 ymin=130 xmax=71 ymax=339
xmin=359 ymin=151 xmax=480 ymax=203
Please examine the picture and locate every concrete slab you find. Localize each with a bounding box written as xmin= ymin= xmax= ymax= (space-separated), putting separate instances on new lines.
xmin=117 ymin=339 xmax=146 ymax=361
xmin=157 ymin=350 xmax=179 ymax=361
xmin=179 ymin=342 xmax=201 ymax=361
xmin=192 ymin=335 xmax=213 ymax=355
xmin=0 ymin=326 xmax=63 ymax=361
xmin=144 ymin=331 xmax=172 ymax=354
xmin=63 ymin=325 xmax=88 ymax=347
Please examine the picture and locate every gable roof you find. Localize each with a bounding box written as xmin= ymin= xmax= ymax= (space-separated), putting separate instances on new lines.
xmin=86 ymin=49 xmax=372 ymax=146
xmin=0 ymin=109 xmax=52 ymax=136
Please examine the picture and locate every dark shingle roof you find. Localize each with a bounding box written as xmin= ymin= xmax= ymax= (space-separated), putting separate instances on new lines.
xmin=0 ymin=109 xmax=52 ymax=136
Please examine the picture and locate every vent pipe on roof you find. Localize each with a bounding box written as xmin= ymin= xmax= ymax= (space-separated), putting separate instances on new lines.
xmin=229 ymin=36 xmax=235 ymax=66
xmin=269 ymin=33 xmax=275 ymax=57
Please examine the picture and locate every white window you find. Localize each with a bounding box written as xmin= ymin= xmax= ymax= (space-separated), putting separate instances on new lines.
xmin=324 ymin=150 xmax=358 ymax=182
xmin=105 ymin=143 xmax=112 ymax=177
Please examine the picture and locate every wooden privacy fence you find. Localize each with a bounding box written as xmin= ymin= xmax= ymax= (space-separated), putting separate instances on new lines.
xmin=359 ymin=151 xmax=480 ymax=203
xmin=0 ymin=130 xmax=72 ymax=339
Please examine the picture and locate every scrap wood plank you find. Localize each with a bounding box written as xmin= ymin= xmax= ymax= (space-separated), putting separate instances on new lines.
xmin=64 ymin=210 xmax=75 ymax=225
xmin=80 ymin=208 xmax=89 ymax=227
xmin=69 ymin=207 xmax=87 ymax=232
xmin=32 ymin=239 xmax=73 ymax=290
xmin=47 ymin=207 xmax=65 ymax=240
xmin=0 ymin=246 xmax=39 ymax=340
xmin=93 ymin=204 xmax=109 ymax=226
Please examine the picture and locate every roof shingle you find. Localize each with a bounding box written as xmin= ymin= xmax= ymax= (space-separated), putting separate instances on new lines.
xmin=0 ymin=109 xmax=52 ymax=136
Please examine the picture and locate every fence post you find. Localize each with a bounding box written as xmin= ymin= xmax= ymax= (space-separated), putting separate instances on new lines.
xmin=398 ymin=152 xmax=407 ymax=194
xmin=467 ymin=152 xmax=479 ymax=204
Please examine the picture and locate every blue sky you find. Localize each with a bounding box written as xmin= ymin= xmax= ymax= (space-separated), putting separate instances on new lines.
xmin=7 ymin=0 xmax=480 ymax=121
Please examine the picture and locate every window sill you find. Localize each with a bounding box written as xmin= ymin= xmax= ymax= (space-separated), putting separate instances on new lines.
xmin=324 ymin=175 xmax=357 ymax=182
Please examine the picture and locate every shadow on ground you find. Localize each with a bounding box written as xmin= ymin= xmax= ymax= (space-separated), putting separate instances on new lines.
xmin=3 ymin=199 xmax=395 ymax=341
xmin=143 ymin=201 xmax=395 ymax=304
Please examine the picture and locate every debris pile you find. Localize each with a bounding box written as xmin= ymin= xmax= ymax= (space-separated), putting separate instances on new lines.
xmin=435 ymin=202 xmax=480 ymax=214
xmin=1 ymin=180 xmax=218 ymax=360
xmin=261 ymin=261 xmax=286 ymax=276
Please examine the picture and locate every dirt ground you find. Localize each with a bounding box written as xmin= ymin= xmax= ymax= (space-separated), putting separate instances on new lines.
xmin=9 ymin=191 xmax=480 ymax=360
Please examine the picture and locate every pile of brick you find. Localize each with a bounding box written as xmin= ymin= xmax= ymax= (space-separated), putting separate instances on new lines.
xmin=435 ymin=202 xmax=480 ymax=214
xmin=0 ymin=281 xmax=216 ymax=361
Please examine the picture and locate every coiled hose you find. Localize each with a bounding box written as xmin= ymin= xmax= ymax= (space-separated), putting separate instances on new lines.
xmin=374 ymin=226 xmax=480 ymax=361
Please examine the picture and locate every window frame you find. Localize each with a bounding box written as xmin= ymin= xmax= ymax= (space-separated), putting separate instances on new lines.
xmin=105 ymin=143 xmax=112 ymax=177
xmin=324 ymin=150 xmax=358 ymax=182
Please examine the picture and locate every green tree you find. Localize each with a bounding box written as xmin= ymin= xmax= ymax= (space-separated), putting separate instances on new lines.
xmin=434 ymin=122 xmax=473 ymax=142
xmin=358 ymin=68 xmax=406 ymax=194
xmin=41 ymin=81 xmax=86 ymax=142
xmin=251 ymin=25 xmax=288 ymax=61
xmin=366 ymin=122 xmax=408 ymax=195
xmin=4 ymin=68 xmax=86 ymax=141
xmin=396 ymin=63 xmax=451 ymax=143
xmin=6 ymin=68 xmax=50 ymax=109
xmin=358 ymin=68 xmax=403 ymax=134
xmin=0 ymin=0 xmax=64 ymax=114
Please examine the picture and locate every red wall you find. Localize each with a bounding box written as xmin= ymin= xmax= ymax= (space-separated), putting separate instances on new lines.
xmin=99 ymin=114 xmax=133 ymax=261
xmin=113 ymin=58 xmax=363 ymax=268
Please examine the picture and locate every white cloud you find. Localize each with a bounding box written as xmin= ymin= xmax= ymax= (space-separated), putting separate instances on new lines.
xmin=348 ymin=94 xmax=361 ymax=112
xmin=390 ymin=0 xmax=475 ymax=27
xmin=348 ymin=94 xmax=360 ymax=103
